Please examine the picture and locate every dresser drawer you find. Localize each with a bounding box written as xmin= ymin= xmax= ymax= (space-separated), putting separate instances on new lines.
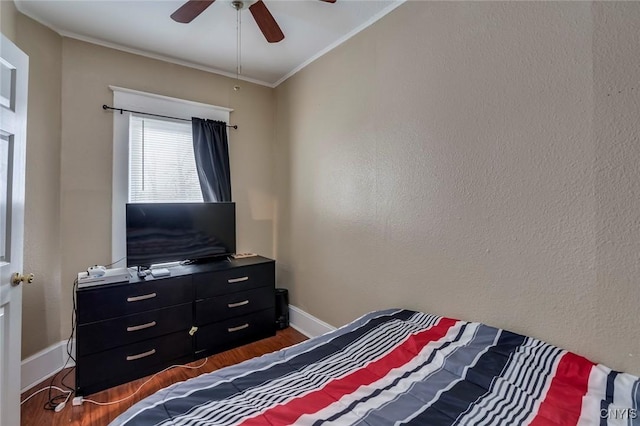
xmin=194 ymin=262 xmax=274 ymax=299
xmin=77 ymin=275 xmax=192 ymax=323
xmin=195 ymin=309 xmax=275 ymax=353
xmin=76 ymin=331 xmax=192 ymax=395
xmin=195 ymin=287 xmax=274 ymax=326
xmin=77 ymin=302 xmax=192 ymax=356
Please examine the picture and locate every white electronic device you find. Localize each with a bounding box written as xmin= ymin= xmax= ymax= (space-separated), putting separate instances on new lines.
xmin=87 ymin=265 xmax=106 ymax=277
xmin=78 ymin=267 xmax=130 ymax=288
xmin=231 ymin=253 xmax=257 ymax=259
xmin=150 ymin=268 xmax=171 ymax=278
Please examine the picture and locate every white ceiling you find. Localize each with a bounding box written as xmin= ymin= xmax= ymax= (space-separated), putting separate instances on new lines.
xmin=15 ymin=0 xmax=402 ymax=87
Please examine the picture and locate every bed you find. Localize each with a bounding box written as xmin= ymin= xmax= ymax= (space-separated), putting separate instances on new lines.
xmin=110 ymin=309 xmax=640 ymax=425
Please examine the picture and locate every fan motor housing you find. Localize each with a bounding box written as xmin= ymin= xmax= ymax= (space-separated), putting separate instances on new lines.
xmin=231 ymin=1 xmax=253 ymax=11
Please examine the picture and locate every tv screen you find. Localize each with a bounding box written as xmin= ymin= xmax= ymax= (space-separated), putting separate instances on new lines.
xmin=126 ymin=202 xmax=236 ymax=268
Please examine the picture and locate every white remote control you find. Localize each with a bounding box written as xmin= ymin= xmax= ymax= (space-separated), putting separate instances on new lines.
xmin=232 ymin=253 xmax=257 ymax=259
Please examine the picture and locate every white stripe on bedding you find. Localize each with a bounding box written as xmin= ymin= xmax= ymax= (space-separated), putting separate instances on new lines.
xmin=459 ymin=338 xmax=562 ymax=426
xmin=295 ymin=321 xmax=478 ymax=426
xmin=156 ymin=312 xmax=441 ymax=426
xmin=397 ymin=330 xmax=503 ymax=425
xmin=118 ymin=309 xmax=408 ymax=426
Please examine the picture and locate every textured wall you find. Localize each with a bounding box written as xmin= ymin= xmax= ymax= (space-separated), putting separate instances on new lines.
xmin=591 ymin=2 xmax=640 ymax=374
xmin=15 ymin=13 xmax=63 ymax=358
xmin=1 ymin=7 xmax=64 ymax=358
xmin=5 ymin=9 xmax=276 ymax=358
xmin=275 ymin=1 xmax=640 ymax=374
xmin=0 ymin=0 xmax=18 ymax=41
xmin=8 ymin=0 xmax=640 ymax=375
xmin=59 ymin=38 xmax=276 ymax=340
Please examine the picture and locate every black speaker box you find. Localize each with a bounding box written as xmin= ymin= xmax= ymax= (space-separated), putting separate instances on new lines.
xmin=275 ymin=288 xmax=289 ymax=330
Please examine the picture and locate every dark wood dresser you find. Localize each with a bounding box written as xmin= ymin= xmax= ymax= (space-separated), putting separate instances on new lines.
xmin=75 ymin=256 xmax=275 ymax=396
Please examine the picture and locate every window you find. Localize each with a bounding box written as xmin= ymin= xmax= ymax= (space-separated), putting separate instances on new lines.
xmin=111 ymin=86 xmax=231 ymax=264
xmin=129 ymin=116 xmax=203 ymax=202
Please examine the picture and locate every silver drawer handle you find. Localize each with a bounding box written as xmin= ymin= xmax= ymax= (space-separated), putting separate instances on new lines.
xmin=228 ymin=323 xmax=249 ymax=333
xmin=228 ymin=300 xmax=249 ymax=308
xmin=127 ymin=321 xmax=157 ymax=332
xmin=126 ymin=349 xmax=156 ymax=361
xmin=227 ymin=276 xmax=248 ymax=284
xmin=127 ymin=293 xmax=157 ymax=302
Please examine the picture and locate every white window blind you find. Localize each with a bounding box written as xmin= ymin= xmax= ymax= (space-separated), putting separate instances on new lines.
xmin=128 ymin=115 xmax=203 ymax=202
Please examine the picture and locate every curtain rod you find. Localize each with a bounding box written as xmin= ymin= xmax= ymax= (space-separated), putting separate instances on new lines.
xmin=102 ymin=104 xmax=238 ymax=129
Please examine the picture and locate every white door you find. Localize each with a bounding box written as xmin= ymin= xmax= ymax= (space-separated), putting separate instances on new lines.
xmin=0 ymin=34 xmax=29 ymax=426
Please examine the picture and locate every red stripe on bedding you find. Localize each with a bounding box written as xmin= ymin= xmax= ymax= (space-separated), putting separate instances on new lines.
xmin=238 ymin=317 xmax=458 ymax=426
xmin=529 ymin=352 xmax=595 ymax=426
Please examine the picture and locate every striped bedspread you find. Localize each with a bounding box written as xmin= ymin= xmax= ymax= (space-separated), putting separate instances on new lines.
xmin=111 ymin=309 xmax=640 ymax=425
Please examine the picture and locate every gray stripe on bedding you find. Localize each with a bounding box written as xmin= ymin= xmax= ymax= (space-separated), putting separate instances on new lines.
xmin=156 ymin=312 xmax=439 ymax=426
xmin=349 ymin=322 xmax=498 ymax=426
xmin=458 ymin=338 xmax=562 ymax=425
xmin=111 ymin=309 xmax=418 ymax=426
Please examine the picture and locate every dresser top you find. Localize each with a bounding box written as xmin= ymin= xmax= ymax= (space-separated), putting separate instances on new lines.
xmin=77 ymin=255 xmax=274 ymax=292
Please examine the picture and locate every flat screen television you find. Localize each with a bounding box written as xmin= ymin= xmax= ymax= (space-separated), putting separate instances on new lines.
xmin=126 ymin=202 xmax=236 ymax=268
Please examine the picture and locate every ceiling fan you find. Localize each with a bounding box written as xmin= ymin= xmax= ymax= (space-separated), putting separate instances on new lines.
xmin=171 ymin=0 xmax=336 ymax=43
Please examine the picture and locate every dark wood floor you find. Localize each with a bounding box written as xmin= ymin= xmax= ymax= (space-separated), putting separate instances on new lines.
xmin=20 ymin=327 xmax=307 ymax=426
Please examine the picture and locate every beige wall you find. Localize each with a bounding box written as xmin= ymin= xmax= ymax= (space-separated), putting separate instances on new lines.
xmin=592 ymin=1 xmax=640 ymax=374
xmin=5 ymin=8 xmax=276 ymax=357
xmin=15 ymin=13 xmax=63 ymax=357
xmin=0 ymin=0 xmax=18 ymax=41
xmin=1 ymin=7 xmax=64 ymax=357
xmin=7 ymin=0 xmax=640 ymax=376
xmin=59 ymin=38 xmax=276 ymax=338
xmin=275 ymin=1 xmax=640 ymax=375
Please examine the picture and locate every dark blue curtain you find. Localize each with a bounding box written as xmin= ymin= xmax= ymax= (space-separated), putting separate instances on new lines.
xmin=191 ymin=118 xmax=232 ymax=202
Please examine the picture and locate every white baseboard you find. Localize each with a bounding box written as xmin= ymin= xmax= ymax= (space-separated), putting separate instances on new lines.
xmin=21 ymin=340 xmax=75 ymax=393
xmin=289 ymin=305 xmax=336 ymax=338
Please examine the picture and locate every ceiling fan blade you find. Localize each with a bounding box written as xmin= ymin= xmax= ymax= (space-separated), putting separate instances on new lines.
xmin=249 ymin=0 xmax=285 ymax=43
xmin=170 ymin=0 xmax=215 ymax=23
xmin=319 ymin=0 xmax=337 ymax=3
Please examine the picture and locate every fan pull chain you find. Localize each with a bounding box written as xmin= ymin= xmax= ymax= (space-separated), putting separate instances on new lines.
xmin=238 ymin=8 xmax=242 ymax=77
xmin=234 ymin=4 xmax=242 ymax=91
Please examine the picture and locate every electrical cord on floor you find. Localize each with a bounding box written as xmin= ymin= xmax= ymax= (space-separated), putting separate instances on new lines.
xmin=77 ymin=357 xmax=208 ymax=407
xmin=21 ymin=351 xmax=74 ymax=412
xmin=43 ymin=278 xmax=78 ymax=411
xmin=22 ymin=274 xmax=208 ymax=411
xmin=20 ymin=278 xmax=78 ymax=412
xmin=20 ymin=385 xmax=72 ymax=411
xmin=60 ymin=364 xmax=75 ymax=392
xmin=59 ymin=277 xmax=78 ymax=393
xmin=41 ymin=361 xmax=73 ymax=412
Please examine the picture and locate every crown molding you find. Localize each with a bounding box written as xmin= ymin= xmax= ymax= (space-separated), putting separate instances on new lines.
xmin=13 ymin=0 xmax=275 ymax=88
xmin=58 ymin=30 xmax=276 ymax=88
xmin=273 ymin=0 xmax=406 ymax=87
xmin=15 ymin=0 xmax=407 ymax=90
